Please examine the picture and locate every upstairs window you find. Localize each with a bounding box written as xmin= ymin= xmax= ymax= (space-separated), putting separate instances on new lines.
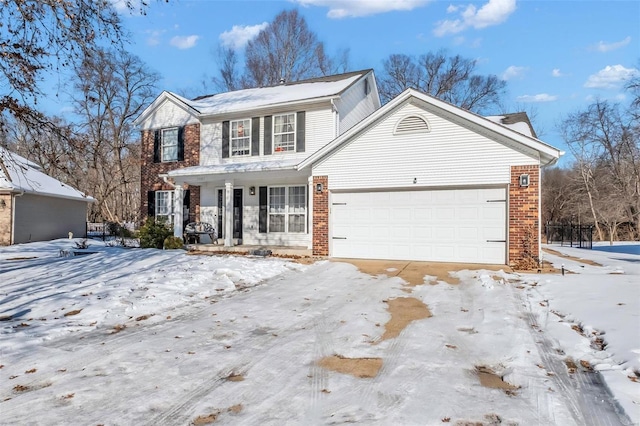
xmin=231 ymin=119 xmax=251 ymax=156
xmin=161 ymin=128 xmax=179 ymax=162
xmin=273 ymin=113 xmax=296 ymax=152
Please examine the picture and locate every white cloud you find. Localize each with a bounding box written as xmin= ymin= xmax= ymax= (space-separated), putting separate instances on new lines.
xmin=447 ymin=4 xmax=459 ymax=13
xmin=584 ymin=64 xmax=639 ymax=89
xmin=145 ymin=29 xmax=165 ymax=46
xmin=591 ymin=36 xmax=631 ymax=53
xmin=516 ymin=93 xmax=558 ymax=102
xmin=219 ymin=23 xmax=269 ymax=50
xmin=434 ymin=0 xmax=516 ymax=37
xmin=170 ymin=35 xmax=200 ymax=50
xmin=502 ymin=65 xmax=527 ymax=80
xmin=551 ymin=68 xmax=564 ymax=77
xmin=295 ymin=0 xmax=431 ymax=18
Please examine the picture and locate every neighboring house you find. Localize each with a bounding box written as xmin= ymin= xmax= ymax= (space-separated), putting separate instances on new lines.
xmin=137 ymin=70 xmax=562 ymax=266
xmin=0 ymin=148 xmax=94 ymax=245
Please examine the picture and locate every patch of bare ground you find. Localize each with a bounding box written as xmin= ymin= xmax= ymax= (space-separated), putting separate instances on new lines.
xmin=63 ymin=309 xmax=82 ymax=317
xmin=379 ymin=297 xmax=432 ymax=341
xmin=475 ymin=366 xmax=519 ymax=395
xmin=6 ymin=256 xmax=37 ymax=261
xmin=542 ymin=247 xmax=602 ymax=267
xmin=110 ymin=324 xmax=126 ymax=334
xmin=135 ymin=314 xmax=154 ymax=321
xmin=192 ymin=404 xmax=243 ymax=425
xmin=225 ymin=372 xmax=244 ymax=382
xmin=454 ymin=413 xmax=517 ymax=425
xmin=317 ymin=355 xmax=383 ymax=378
xmin=342 ymin=259 xmax=510 ymax=286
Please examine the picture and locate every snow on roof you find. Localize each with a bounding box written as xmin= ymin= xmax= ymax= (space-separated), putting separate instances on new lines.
xmin=485 ymin=113 xmax=536 ymax=138
xmin=171 ymin=71 xmax=367 ymax=116
xmin=167 ymin=159 xmax=300 ymax=177
xmin=0 ymin=148 xmax=94 ymax=202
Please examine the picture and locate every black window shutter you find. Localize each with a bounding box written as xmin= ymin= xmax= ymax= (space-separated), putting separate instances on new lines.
xmin=296 ymin=111 xmax=305 ymax=152
xmin=222 ymin=121 xmax=230 ymax=158
xmin=183 ymin=189 xmax=190 ymax=208
xmin=264 ymin=115 xmax=272 ymax=155
xmin=147 ymin=191 xmax=156 ymax=217
xmin=153 ymin=130 xmax=160 ymax=163
xmin=251 ymin=117 xmax=260 ymax=156
xmin=259 ymin=186 xmax=267 ymax=233
xmin=177 ymin=126 xmax=185 ymax=161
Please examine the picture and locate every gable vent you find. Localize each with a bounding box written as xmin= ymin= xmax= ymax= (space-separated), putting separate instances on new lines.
xmin=394 ymin=115 xmax=430 ymax=134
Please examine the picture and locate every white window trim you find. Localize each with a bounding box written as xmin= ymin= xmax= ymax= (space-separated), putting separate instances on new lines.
xmin=267 ymin=185 xmax=307 ymax=233
xmin=273 ymin=112 xmax=296 ymax=153
xmin=155 ymin=190 xmax=174 ymax=225
xmin=230 ymin=118 xmax=251 ymax=157
xmin=161 ymin=127 xmax=179 ymax=162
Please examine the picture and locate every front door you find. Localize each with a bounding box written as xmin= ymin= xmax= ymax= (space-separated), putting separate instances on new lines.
xmin=233 ymin=188 xmax=243 ymax=239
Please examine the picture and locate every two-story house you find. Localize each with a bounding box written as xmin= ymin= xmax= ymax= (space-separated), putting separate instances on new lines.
xmin=136 ymin=69 xmax=562 ymax=267
xmin=136 ymin=70 xmax=380 ymax=250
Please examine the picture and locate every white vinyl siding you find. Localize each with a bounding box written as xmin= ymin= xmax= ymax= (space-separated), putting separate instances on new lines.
xmin=334 ymin=75 xmax=381 ymax=135
xmin=330 ymin=187 xmax=506 ymax=264
xmin=138 ymin=99 xmax=198 ymax=131
xmin=315 ymin=103 xmax=538 ymax=190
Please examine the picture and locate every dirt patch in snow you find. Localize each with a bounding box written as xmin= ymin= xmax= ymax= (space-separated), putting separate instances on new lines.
xmin=475 ymin=366 xmax=518 ymax=394
xmin=192 ymin=404 xmax=243 ymax=425
xmin=317 ymin=355 xmax=383 ymax=378
xmin=542 ymin=248 xmax=602 ymax=266
xmin=380 ymin=297 xmax=432 ymax=341
xmin=341 ymin=259 xmax=510 ymax=286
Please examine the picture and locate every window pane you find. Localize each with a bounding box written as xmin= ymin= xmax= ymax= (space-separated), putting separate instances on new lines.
xmin=288 ymin=186 xmax=306 ymax=213
xmin=273 ymin=113 xmax=295 ymax=152
xmin=288 ymin=214 xmax=305 ymax=233
xmin=269 ymin=214 xmax=285 ymax=232
xmin=269 ymin=187 xmax=285 ymax=213
xmin=231 ymin=119 xmax=251 ymax=156
xmin=162 ymin=128 xmax=178 ymax=161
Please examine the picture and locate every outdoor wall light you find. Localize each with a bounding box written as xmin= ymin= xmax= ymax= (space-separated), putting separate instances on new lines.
xmin=0 ymin=199 xmax=5 ymax=209
xmin=413 ymin=177 xmax=417 ymax=184
xmin=249 ymin=186 xmax=256 ymax=196
xmin=316 ymin=183 xmax=323 ymax=193
xmin=519 ymin=174 xmax=530 ymax=187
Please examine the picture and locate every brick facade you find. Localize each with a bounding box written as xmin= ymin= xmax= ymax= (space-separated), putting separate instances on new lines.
xmin=312 ymin=176 xmax=329 ymax=256
xmin=140 ymin=123 xmax=201 ymax=224
xmin=0 ymin=194 xmax=12 ymax=245
xmin=509 ymin=165 xmax=540 ymax=268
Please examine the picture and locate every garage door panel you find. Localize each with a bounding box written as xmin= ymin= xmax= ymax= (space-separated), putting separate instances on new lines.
xmin=331 ymin=187 xmax=506 ymax=264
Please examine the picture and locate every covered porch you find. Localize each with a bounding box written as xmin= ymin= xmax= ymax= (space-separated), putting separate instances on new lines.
xmin=165 ymin=159 xmax=314 ymax=250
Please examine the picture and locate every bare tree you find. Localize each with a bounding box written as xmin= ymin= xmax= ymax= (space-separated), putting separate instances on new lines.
xmin=69 ymin=48 xmax=159 ymax=222
xmin=377 ymin=50 xmax=506 ymax=112
xmin=0 ymin=0 xmax=154 ymax=132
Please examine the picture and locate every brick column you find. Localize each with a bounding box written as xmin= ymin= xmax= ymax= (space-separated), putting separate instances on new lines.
xmin=312 ymin=176 xmax=329 ymax=256
xmin=509 ymin=165 xmax=540 ymax=268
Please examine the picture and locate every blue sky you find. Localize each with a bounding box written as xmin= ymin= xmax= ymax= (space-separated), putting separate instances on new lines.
xmin=88 ymin=1 xmax=640 ymax=164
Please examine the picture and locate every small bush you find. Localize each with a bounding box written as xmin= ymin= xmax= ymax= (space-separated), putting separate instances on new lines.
xmin=139 ymin=218 xmax=172 ymax=249
xmin=163 ymin=236 xmax=184 ymax=250
xmin=106 ymin=221 xmax=134 ymax=238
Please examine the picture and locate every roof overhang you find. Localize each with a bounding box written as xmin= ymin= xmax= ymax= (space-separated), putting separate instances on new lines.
xmin=299 ymin=88 xmax=563 ymax=170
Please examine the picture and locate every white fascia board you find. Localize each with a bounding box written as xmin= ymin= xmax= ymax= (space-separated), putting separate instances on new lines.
xmin=133 ymin=91 xmax=200 ymax=127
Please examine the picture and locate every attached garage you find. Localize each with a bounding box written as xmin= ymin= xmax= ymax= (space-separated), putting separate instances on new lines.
xmin=330 ymin=187 xmax=506 ymax=263
xmin=301 ymin=88 xmax=562 ymax=267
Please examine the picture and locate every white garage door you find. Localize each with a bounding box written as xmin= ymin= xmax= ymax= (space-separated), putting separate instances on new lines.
xmin=330 ymin=187 xmax=506 ymax=264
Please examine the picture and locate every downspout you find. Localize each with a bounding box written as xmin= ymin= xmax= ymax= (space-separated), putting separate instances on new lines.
xmin=11 ymin=191 xmax=24 ymax=245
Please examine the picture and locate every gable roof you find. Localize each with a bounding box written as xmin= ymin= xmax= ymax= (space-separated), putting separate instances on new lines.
xmin=485 ymin=112 xmax=538 ymax=139
xmin=0 ymin=148 xmax=94 ymax=202
xmin=135 ymin=69 xmax=373 ymax=125
xmin=299 ymin=88 xmax=563 ymax=169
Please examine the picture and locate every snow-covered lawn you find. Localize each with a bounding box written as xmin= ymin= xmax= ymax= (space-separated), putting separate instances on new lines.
xmin=0 ymin=239 xmax=638 ymax=425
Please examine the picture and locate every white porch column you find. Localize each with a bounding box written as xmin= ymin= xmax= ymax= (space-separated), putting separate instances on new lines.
xmin=307 ymin=176 xmax=314 ymax=250
xmin=224 ymin=181 xmax=234 ymax=247
xmin=173 ymin=186 xmax=184 ymax=239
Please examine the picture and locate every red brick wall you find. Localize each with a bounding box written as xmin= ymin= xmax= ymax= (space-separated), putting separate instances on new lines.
xmin=509 ymin=165 xmax=540 ymax=268
xmin=312 ymin=176 xmax=329 ymax=256
xmin=140 ymin=123 xmax=201 ymax=223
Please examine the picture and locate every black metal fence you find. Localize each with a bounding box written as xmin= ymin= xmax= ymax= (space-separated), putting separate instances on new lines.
xmin=86 ymin=222 xmax=135 ymax=241
xmin=545 ymin=222 xmax=594 ymax=249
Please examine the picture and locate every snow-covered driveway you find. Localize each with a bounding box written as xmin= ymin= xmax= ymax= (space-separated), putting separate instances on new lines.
xmin=0 ymin=240 xmax=637 ymax=425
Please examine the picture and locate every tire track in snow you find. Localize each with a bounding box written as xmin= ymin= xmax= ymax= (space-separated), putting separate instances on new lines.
xmin=517 ymin=287 xmax=633 ymax=426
